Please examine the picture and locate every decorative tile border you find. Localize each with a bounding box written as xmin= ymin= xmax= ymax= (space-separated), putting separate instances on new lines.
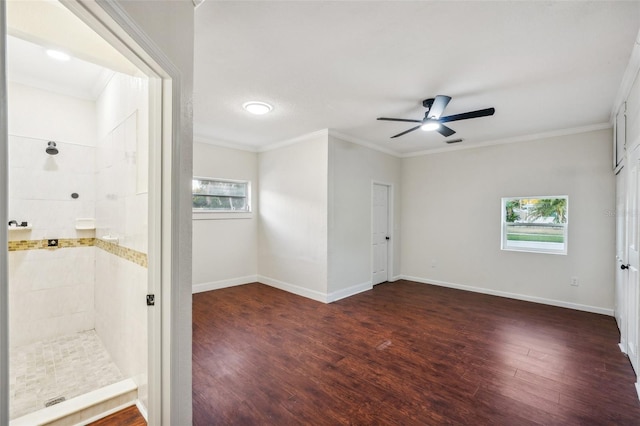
xmin=7 ymin=238 xmax=147 ymax=268
xmin=8 ymin=238 xmax=95 ymax=251
xmin=94 ymin=238 xmax=148 ymax=268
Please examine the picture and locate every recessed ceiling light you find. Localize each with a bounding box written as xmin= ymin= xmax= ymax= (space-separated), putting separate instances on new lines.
xmin=46 ymin=49 xmax=71 ymax=61
xmin=243 ymin=101 xmax=273 ymax=115
xmin=421 ymin=120 xmax=440 ymax=131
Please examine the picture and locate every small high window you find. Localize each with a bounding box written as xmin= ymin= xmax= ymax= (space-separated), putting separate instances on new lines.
xmin=192 ymin=178 xmax=250 ymax=212
xmin=501 ymin=196 xmax=568 ymax=255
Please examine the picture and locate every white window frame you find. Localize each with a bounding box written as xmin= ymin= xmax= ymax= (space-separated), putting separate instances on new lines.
xmin=192 ymin=177 xmax=252 ymax=220
xmin=501 ymin=195 xmax=568 ymax=255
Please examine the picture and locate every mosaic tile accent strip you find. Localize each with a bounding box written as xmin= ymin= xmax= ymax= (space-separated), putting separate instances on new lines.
xmin=95 ymin=238 xmax=148 ymax=268
xmin=7 ymin=238 xmax=147 ymax=268
xmin=8 ymin=238 xmax=96 ymax=252
xmin=9 ymin=330 xmax=124 ymax=420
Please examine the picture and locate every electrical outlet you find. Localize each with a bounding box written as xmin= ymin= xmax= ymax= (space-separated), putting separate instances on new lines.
xmin=47 ymin=239 xmax=58 ymax=247
xmin=431 ymin=259 xmax=437 ymax=269
xmin=571 ymin=276 xmax=579 ymax=287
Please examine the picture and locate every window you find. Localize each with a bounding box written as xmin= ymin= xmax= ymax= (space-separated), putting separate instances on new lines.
xmin=501 ymin=196 xmax=568 ymax=255
xmin=192 ymin=178 xmax=250 ymax=212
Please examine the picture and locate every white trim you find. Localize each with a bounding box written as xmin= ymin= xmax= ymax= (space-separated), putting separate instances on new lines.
xmin=329 ymin=130 xmax=400 ymax=157
xmin=401 ymin=123 xmax=611 ymax=158
xmin=327 ymin=281 xmax=372 ymax=303
xmin=64 ymin=2 xmax=189 ymax=424
xmin=636 ymin=382 xmax=640 ymax=402
xmin=258 ymin=275 xmax=328 ymax=303
xmin=389 ymin=275 xmax=402 ymax=282
xmin=259 ymin=129 xmax=329 ymax=153
xmin=400 ymin=275 xmax=614 ymax=316
xmin=136 ymin=399 xmax=148 ymax=422
xmin=0 ymin=2 xmax=8 ymax=423
xmin=193 ymin=275 xmax=258 ymax=294
xmin=194 ymin=122 xmax=613 ymax=159
xmin=611 ymin=27 xmax=640 ymax=125
xmin=193 ymin=134 xmax=259 ymax=152
xmin=620 ymin=343 xmax=627 ymax=354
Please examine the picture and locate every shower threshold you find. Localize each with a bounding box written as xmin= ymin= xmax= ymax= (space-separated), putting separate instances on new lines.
xmin=10 ymin=378 xmax=138 ymax=426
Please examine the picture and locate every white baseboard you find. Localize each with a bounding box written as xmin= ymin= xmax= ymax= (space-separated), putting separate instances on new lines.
xmin=389 ymin=275 xmax=402 ymax=282
xmin=136 ymin=400 xmax=148 ymax=422
xmin=327 ymin=281 xmax=372 ymax=303
xmin=400 ymin=275 xmax=614 ymax=316
xmin=258 ymin=275 xmax=328 ymax=303
xmin=636 ymin=382 xmax=640 ymax=402
xmin=620 ymin=343 xmax=627 ymax=354
xmin=192 ymin=275 xmax=258 ymax=294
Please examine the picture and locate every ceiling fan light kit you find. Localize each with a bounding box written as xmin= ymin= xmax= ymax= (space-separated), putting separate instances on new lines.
xmin=377 ymin=95 xmax=495 ymax=141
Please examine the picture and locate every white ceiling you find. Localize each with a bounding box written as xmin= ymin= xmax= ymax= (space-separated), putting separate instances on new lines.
xmin=6 ymin=0 xmax=139 ymax=102
xmin=7 ymin=35 xmax=113 ymax=101
xmin=193 ymin=1 xmax=640 ymax=155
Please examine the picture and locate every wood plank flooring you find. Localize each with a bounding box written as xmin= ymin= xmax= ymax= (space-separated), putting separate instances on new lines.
xmin=193 ymin=280 xmax=640 ymax=425
xmin=88 ymin=405 xmax=146 ymax=425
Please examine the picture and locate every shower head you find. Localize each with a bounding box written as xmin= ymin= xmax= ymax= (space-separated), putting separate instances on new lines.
xmin=46 ymin=141 xmax=58 ymax=155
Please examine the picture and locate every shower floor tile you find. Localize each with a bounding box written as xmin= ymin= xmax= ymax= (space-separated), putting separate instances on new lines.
xmin=9 ymin=330 xmax=123 ymax=420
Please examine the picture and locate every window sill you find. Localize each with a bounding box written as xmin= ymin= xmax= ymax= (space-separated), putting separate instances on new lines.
xmin=193 ymin=211 xmax=253 ymax=220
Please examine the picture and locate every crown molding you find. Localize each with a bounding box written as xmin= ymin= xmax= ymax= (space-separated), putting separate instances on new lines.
xmin=401 ymin=123 xmax=611 ymax=158
xmin=328 ymin=130 xmax=401 ymax=158
xmin=258 ymin=129 xmax=329 ymax=153
xmin=193 ymin=134 xmax=259 ymax=152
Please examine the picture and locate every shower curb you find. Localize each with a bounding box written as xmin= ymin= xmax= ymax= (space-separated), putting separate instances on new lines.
xmin=9 ymin=379 xmax=137 ymax=426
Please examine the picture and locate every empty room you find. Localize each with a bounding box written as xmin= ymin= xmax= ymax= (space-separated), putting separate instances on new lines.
xmin=189 ymin=1 xmax=640 ymax=424
xmin=5 ymin=1 xmax=640 ymax=425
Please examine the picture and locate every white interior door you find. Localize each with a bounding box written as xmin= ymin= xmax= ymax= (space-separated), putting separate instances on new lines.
xmin=372 ymin=184 xmax=389 ymax=285
xmin=616 ymin=166 xmax=628 ymax=353
xmin=626 ymin=144 xmax=640 ymax=374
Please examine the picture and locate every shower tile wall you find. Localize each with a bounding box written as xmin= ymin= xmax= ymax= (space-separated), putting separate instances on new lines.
xmin=95 ymin=72 xmax=150 ymax=409
xmin=8 ymin=82 xmax=97 ymax=347
xmin=8 ymin=71 xmax=150 ymax=412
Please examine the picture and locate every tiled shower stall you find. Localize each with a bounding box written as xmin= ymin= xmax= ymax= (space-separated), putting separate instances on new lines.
xmin=7 ymin=71 xmax=149 ymax=420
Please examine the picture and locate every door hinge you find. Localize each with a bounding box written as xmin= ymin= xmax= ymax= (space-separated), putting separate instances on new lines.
xmin=146 ymin=294 xmax=155 ymax=306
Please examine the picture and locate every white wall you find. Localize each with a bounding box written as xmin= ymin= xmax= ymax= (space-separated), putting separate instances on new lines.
xmin=7 ymin=83 xmax=96 ymax=347
xmin=192 ymin=142 xmax=258 ymax=291
xmin=258 ymin=132 xmax=328 ymax=301
xmin=7 ymin=82 xmax=96 ymax=146
xmin=94 ymin=71 xmax=149 ymax=408
xmin=401 ymin=128 xmax=615 ymax=314
xmin=328 ymin=135 xmax=401 ymax=299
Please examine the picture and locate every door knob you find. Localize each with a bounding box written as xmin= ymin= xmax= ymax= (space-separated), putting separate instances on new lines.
xmin=621 ymin=264 xmax=630 ymax=270
xmin=385 ymin=236 xmax=390 ymax=240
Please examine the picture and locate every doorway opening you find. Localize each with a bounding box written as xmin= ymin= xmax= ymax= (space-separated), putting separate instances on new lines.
xmin=3 ymin=1 xmax=167 ymax=423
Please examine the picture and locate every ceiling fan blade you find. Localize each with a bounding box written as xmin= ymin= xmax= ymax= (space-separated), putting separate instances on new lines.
xmin=427 ymin=95 xmax=452 ymax=119
xmin=439 ymin=107 xmax=495 ymax=123
xmin=391 ymin=125 xmax=421 ymax=138
xmin=377 ymin=117 xmax=422 ymax=123
xmin=437 ymin=124 xmax=456 ymax=137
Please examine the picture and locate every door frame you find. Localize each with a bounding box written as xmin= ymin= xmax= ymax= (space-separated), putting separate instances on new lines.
xmin=1 ymin=1 xmax=10 ymax=423
xmin=371 ymin=181 xmax=394 ymax=285
xmin=1 ymin=1 xmax=186 ymax=424
xmin=616 ymin=165 xmax=628 ymax=354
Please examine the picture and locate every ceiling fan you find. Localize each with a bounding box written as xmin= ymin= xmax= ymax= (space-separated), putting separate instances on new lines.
xmin=377 ymin=95 xmax=495 ymax=139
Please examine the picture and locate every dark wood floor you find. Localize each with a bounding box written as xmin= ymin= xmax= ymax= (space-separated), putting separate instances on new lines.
xmin=193 ymin=280 xmax=640 ymax=425
xmin=88 ymin=405 xmax=146 ymax=425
